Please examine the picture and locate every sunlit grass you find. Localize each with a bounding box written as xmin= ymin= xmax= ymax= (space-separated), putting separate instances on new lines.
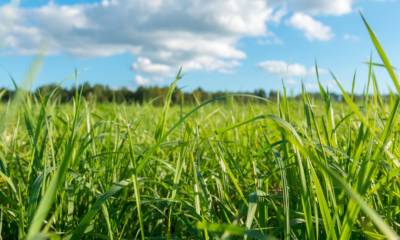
xmin=0 ymin=14 xmax=399 ymax=240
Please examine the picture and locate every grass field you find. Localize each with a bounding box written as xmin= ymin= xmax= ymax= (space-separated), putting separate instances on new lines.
xmin=1 ymin=16 xmax=400 ymax=240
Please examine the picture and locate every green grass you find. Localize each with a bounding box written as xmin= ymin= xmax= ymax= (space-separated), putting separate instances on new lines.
xmin=0 ymin=15 xmax=399 ymax=240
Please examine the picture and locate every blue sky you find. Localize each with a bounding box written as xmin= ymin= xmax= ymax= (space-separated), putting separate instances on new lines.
xmin=0 ymin=0 xmax=398 ymax=94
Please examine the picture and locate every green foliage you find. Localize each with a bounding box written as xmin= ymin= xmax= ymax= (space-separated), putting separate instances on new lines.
xmin=0 ymin=84 xmax=275 ymax=106
xmin=1 ymin=83 xmax=399 ymax=239
xmin=0 ymin=14 xmax=399 ymax=240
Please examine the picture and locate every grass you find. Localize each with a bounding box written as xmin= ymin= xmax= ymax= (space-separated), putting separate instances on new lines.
xmin=0 ymin=15 xmax=400 ymax=239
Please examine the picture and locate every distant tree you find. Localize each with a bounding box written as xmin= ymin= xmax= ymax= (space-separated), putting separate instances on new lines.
xmin=254 ymin=89 xmax=266 ymax=98
xmin=269 ymin=90 xmax=278 ymax=99
xmin=0 ymin=82 xmax=379 ymax=105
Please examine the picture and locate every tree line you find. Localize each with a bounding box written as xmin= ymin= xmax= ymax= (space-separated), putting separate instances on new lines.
xmin=0 ymin=82 xmax=348 ymax=105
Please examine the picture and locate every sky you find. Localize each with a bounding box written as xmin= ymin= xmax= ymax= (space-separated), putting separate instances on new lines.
xmin=0 ymin=0 xmax=399 ymax=94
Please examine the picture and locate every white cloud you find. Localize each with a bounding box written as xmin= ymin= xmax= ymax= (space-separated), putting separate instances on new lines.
xmin=0 ymin=0 xmax=277 ymax=84
xmin=258 ymin=60 xmax=325 ymax=79
xmin=269 ymin=8 xmax=287 ymax=23
xmin=271 ymin=0 xmax=356 ymax=43
xmin=258 ymin=60 xmax=308 ymax=77
xmin=132 ymin=57 xmax=172 ymax=76
xmin=287 ymin=12 xmax=334 ymax=41
xmin=283 ymin=0 xmax=354 ymax=16
xmin=0 ymin=0 xmax=357 ymax=85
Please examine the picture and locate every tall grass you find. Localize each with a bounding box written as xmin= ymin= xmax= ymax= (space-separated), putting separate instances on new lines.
xmin=0 ymin=15 xmax=399 ymax=239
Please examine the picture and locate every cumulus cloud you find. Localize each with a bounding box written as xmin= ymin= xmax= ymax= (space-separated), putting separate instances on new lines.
xmin=132 ymin=57 xmax=171 ymax=76
xmin=258 ymin=60 xmax=325 ymax=78
xmin=0 ymin=0 xmax=357 ymax=85
xmin=283 ymin=0 xmax=354 ymax=16
xmin=258 ymin=60 xmax=308 ymax=77
xmin=287 ymin=12 xmax=334 ymax=41
xmin=0 ymin=0 xmax=276 ymax=84
xmin=272 ymin=0 xmax=355 ymax=43
xmin=258 ymin=60 xmax=331 ymax=89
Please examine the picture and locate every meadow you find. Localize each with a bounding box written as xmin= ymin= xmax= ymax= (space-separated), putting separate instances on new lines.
xmin=0 ymin=16 xmax=399 ymax=240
